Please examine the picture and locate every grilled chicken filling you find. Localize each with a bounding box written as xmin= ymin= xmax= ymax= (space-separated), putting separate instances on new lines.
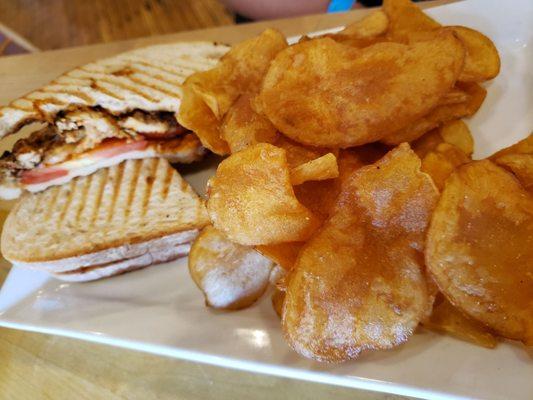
xmin=0 ymin=109 xmax=199 ymax=190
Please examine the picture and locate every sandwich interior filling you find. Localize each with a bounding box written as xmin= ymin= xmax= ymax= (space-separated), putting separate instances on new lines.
xmin=0 ymin=108 xmax=196 ymax=187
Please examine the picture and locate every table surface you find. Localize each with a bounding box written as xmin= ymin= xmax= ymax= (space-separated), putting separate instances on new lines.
xmin=0 ymin=2 xmax=450 ymax=399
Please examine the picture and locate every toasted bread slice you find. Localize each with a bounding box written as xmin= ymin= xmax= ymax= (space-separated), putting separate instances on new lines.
xmin=51 ymin=242 xmax=192 ymax=282
xmin=0 ymin=42 xmax=229 ymax=138
xmin=1 ymin=158 xmax=209 ymax=265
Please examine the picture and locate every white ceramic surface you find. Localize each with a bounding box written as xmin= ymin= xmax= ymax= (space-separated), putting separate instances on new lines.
xmin=0 ymin=1 xmax=532 ymax=399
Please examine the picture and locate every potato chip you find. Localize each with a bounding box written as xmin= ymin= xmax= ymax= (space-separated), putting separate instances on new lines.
xmin=283 ymin=144 xmax=439 ymax=361
xmin=187 ymin=29 xmax=288 ymax=119
xmin=423 ymin=294 xmax=498 ymax=349
xmin=426 ymin=160 xmax=533 ymax=344
xmin=493 ymin=154 xmax=533 ymax=192
xmin=383 ymin=0 xmax=440 ymax=42
xmin=437 ymin=87 xmax=469 ymax=106
xmin=290 ymin=153 xmax=339 ymax=186
xmin=259 ymin=32 xmax=464 ymax=147
xmin=256 ymin=242 xmax=303 ymax=271
xmin=450 ymin=26 xmax=501 ymax=82
xmin=340 ymin=10 xmax=389 ymax=38
xmin=273 ymin=135 xmax=331 ymax=169
xmin=272 ymin=288 xmax=285 ymax=318
xmin=412 ymin=119 xmax=474 ymax=158
xmin=189 ymin=226 xmax=273 ymax=310
xmin=221 ymin=93 xmax=278 ymax=153
xmin=177 ymin=86 xmax=230 ymax=155
xmin=491 ymin=134 xmax=533 ymax=159
xmin=421 ymin=143 xmax=471 ymax=190
xmin=383 ymin=82 xmax=486 ymax=144
xmin=207 ymin=143 xmax=321 ymax=245
xmin=491 ymin=135 xmax=533 ymax=192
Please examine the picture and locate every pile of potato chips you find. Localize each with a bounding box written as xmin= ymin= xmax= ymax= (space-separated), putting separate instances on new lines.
xmin=181 ymin=0 xmax=532 ymax=362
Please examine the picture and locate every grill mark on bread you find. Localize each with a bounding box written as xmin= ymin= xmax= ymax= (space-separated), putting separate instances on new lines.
xmin=91 ymin=167 xmax=108 ymax=225
xmin=128 ymin=59 xmax=196 ymax=76
xmin=107 ymin=161 xmax=125 ymax=223
xmin=127 ymin=75 xmax=180 ymax=99
xmin=141 ymin=158 xmax=159 ymax=217
xmin=161 ymin=161 xmax=174 ymax=200
xmin=89 ymin=81 xmax=125 ymax=101
xmin=75 ymin=173 xmax=92 ymax=223
xmin=96 ymin=77 xmax=159 ymax=102
xmin=43 ymin=186 xmax=61 ymax=221
xmin=124 ymin=160 xmax=142 ymax=220
xmin=42 ymin=87 xmax=94 ymax=104
xmin=57 ymin=182 xmax=76 ymax=228
xmin=130 ymin=63 xmax=187 ymax=85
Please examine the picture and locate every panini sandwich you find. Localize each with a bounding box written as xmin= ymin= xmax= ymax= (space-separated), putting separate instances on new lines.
xmin=1 ymin=157 xmax=209 ymax=281
xmin=0 ymin=42 xmax=229 ymax=199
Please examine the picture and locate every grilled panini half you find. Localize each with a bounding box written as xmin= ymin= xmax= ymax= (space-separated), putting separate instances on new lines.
xmin=1 ymin=157 xmax=209 ymax=281
xmin=0 ymin=42 xmax=229 ymax=198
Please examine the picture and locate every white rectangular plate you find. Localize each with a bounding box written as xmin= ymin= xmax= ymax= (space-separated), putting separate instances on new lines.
xmin=0 ymin=0 xmax=532 ymax=399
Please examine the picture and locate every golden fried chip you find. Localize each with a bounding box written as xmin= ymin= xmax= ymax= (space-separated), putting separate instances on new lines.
xmin=188 ymin=29 xmax=287 ymax=119
xmin=383 ymin=82 xmax=486 ymax=144
xmin=177 ymin=86 xmax=230 ymax=155
xmin=290 ymin=153 xmax=339 ymax=186
xmin=272 ymin=288 xmax=285 ymax=318
xmin=491 ymin=134 xmax=533 ymax=159
xmin=383 ymin=0 xmax=440 ymax=42
xmin=221 ymin=93 xmax=278 ymax=153
xmin=256 ymin=242 xmax=303 ymax=271
xmin=421 ymin=143 xmax=471 ymax=190
xmin=259 ymin=32 xmax=464 ymax=147
xmin=426 ymin=160 xmax=533 ymax=344
xmin=207 ymin=143 xmax=321 ymax=246
xmin=340 ymin=10 xmax=389 ymax=38
xmin=493 ymin=154 xmax=533 ymax=192
xmin=188 ymin=226 xmax=273 ymax=310
xmin=423 ymin=295 xmax=498 ymax=349
xmin=450 ymin=26 xmax=501 ymax=82
xmin=283 ymin=144 xmax=439 ymax=361
xmin=437 ymin=87 xmax=469 ymax=106
xmin=412 ymin=120 xmax=474 ymax=158
xmin=439 ymin=119 xmax=474 ymax=156
xmin=273 ymin=135 xmax=331 ymax=169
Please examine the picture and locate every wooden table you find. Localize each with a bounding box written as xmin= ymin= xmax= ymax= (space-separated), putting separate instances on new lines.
xmin=0 ymin=2 xmax=451 ymax=398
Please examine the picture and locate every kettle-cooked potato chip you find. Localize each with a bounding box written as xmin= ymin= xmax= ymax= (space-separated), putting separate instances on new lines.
xmin=383 ymin=82 xmax=486 ymax=144
xmin=207 ymin=143 xmax=321 ymax=245
xmin=187 ymin=29 xmax=288 ymax=119
xmin=383 ymin=0 xmax=440 ymax=42
xmin=178 ymin=29 xmax=287 ymax=154
xmin=178 ymin=86 xmax=230 ymax=155
xmin=283 ymin=144 xmax=439 ymax=362
xmin=451 ymin=26 xmax=501 ymax=82
xmin=256 ymin=242 xmax=303 ymax=271
xmin=437 ymin=87 xmax=470 ymax=106
xmin=493 ymin=154 xmax=533 ymax=191
xmin=189 ymin=226 xmax=273 ymax=310
xmin=259 ymin=32 xmax=464 ymax=147
xmin=339 ymin=10 xmax=389 ymax=38
xmin=426 ymin=160 xmax=533 ymax=345
xmin=490 ymin=135 xmax=533 ymax=191
xmin=423 ymin=294 xmax=498 ymax=349
xmin=290 ymin=153 xmax=339 ymax=186
xmin=421 ymin=143 xmax=471 ymax=190
xmin=221 ymin=93 xmax=278 ymax=153
xmin=412 ymin=119 xmax=474 ymax=158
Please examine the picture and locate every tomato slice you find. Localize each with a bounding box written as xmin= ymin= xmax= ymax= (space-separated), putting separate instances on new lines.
xmin=81 ymin=139 xmax=149 ymax=159
xmin=21 ymin=167 xmax=68 ymax=185
xmin=21 ymin=139 xmax=149 ymax=185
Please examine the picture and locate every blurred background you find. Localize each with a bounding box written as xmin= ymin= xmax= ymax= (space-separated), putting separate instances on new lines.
xmin=0 ymin=0 xmax=391 ymax=56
